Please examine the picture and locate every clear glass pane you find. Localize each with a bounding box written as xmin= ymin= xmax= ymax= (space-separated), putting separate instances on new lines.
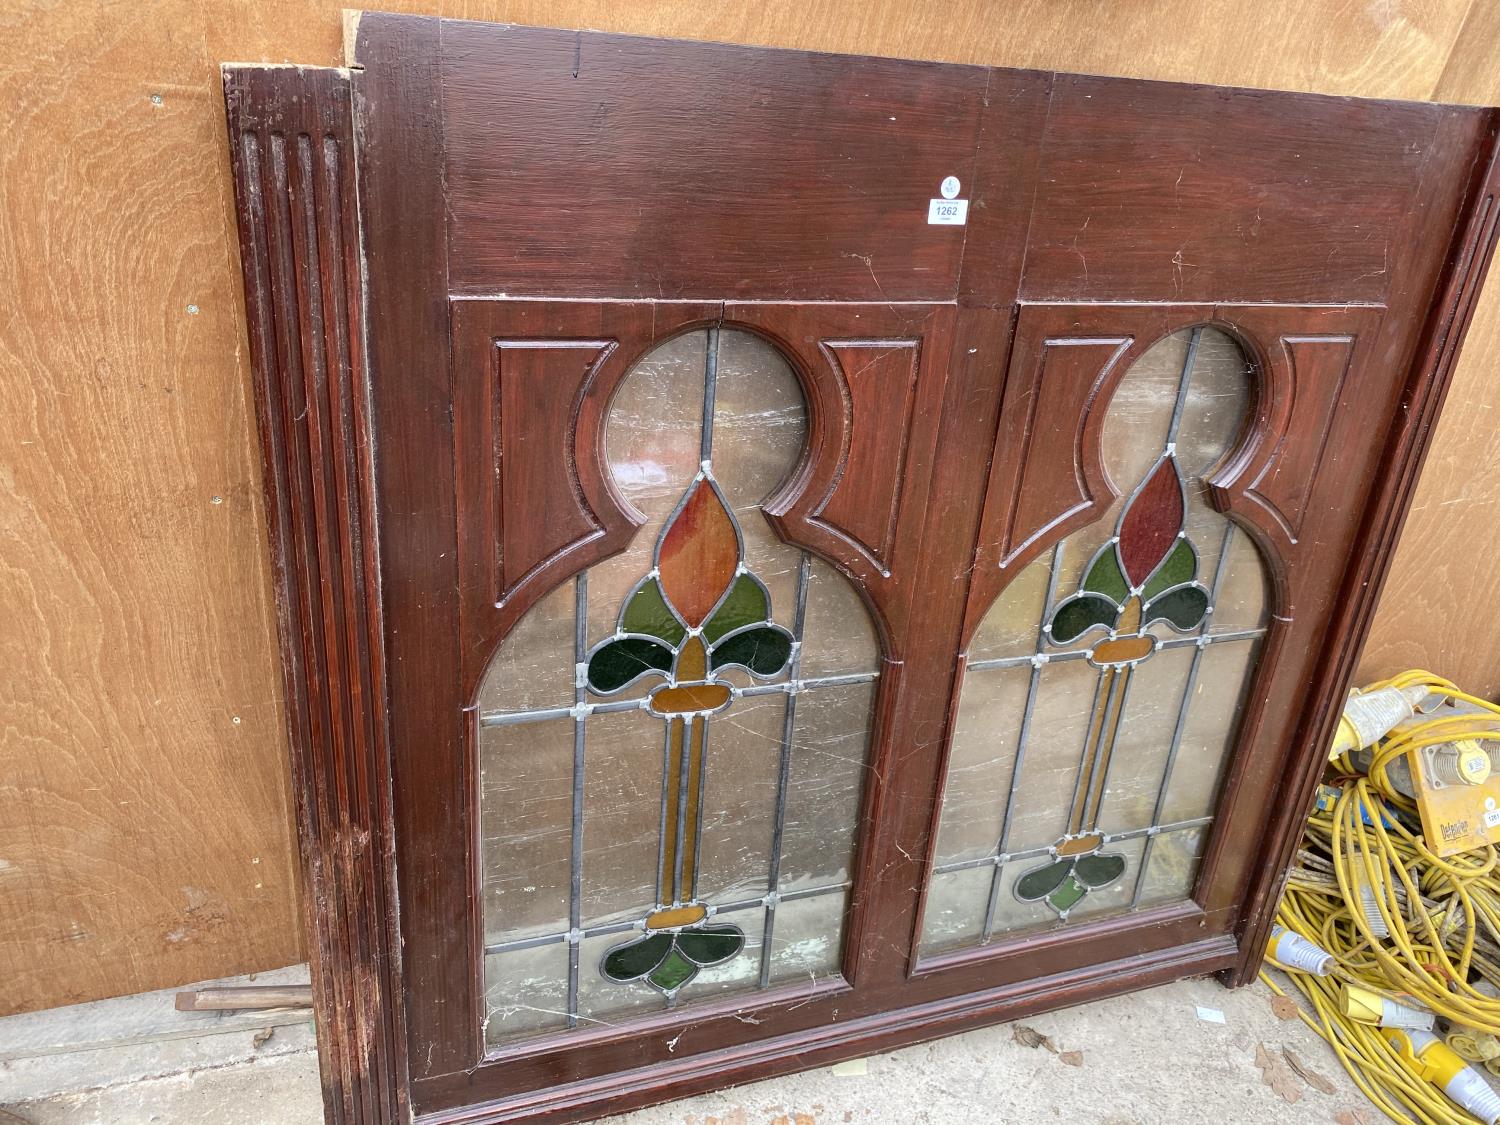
xmin=1100 ymin=331 xmax=1184 ymax=490
xmin=968 ymin=546 xmax=1053 ymax=662
xmin=1210 ymin=527 xmax=1269 ymax=633
xmin=1095 ymin=644 xmax=1196 ymax=836
xmin=1174 ymin=327 xmax=1253 ymax=478
xmin=1139 ymin=826 xmax=1209 ymax=906
xmin=604 ymin=331 xmax=707 ymax=526
xmin=479 ymin=328 xmax=878 ymax=1043
xmin=995 ymin=655 xmax=1100 ymax=854
xmin=475 ymin=579 xmax=576 ymax=715
xmin=710 ymin=329 xmax=807 ymax=624
xmin=483 ymin=944 xmax=569 ymax=1044
xmin=480 ymin=718 xmax=574 ymax=943
xmin=580 ymin=706 xmax=669 ymax=927
xmin=587 ymin=331 xmax=707 ymax=647
xmin=696 ymin=694 xmax=785 ymax=906
xmin=1159 ymin=639 xmax=1262 ymax=824
xmin=799 ymin=557 xmax=881 ymax=677
xmin=922 ymin=327 xmax=1266 ymax=957
xmin=769 ymin=891 xmax=847 ymax=985
xmin=777 ymin=680 xmax=875 ymax=892
xmin=932 ymin=663 xmax=1031 ymax=865
xmin=921 ymin=866 xmax=994 ymax=954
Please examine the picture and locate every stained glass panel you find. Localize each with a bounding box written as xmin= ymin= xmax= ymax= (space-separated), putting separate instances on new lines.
xmin=478 ymin=329 xmax=879 ymax=1045
xmin=921 ymin=326 xmax=1268 ymax=954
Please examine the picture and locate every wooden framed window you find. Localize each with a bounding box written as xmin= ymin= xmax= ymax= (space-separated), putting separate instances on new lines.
xmin=222 ymin=15 xmax=1500 ymax=1123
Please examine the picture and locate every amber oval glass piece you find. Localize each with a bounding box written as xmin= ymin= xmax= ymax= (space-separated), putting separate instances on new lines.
xmin=650 ymin=682 xmax=732 ymax=715
xmin=645 ymin=903 xmax=708 ymax=931
xmin=1091 ymin=634 xmax=1155 ymax=666
xmin=658 ymin=479 xmax=740 ymax=626
xmin=1054 ymin=833 xmax=1104 ymax=857
xmin=1118 ymin=457 xmax=1185 ymax=587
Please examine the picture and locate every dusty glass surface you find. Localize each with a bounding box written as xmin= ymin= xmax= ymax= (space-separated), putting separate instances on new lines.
xmin=799 ymin=557 xmax=882 ymax=677
xmin=480 ymin=718 xmax=574 ymax=943
xmin=931 ymin=663 xmax=1031 ymax=864
xmin=967 ymin=546 xmax=1054 ymax=662
xmin=976 ymin=836 xmax=1149 ymax=942
xmin=710 ymin=328 xmax=807 ymax=621
xmin=1138 ymin=826 xmax=1209 ymax=906
xmin=921 ymin=327 xmax=1269 ymax=955
xmin=475 ymin=579 xmax=576 ymax=716
xmin=479 ymin=329 xmax=879 ymax=1045
xmin=1158 ymin=639 xmax=1263 ymax=824
xmin=694 ymin=693 xmax=785 ymax=905
xmin=483 ymin=944 xmax=569 ymax=1043
xmin=1095 ymin=645 xmax=1196 ymax=835
xmin=777 ymin=680 xmax=876 ymax=891
xmin=578 ymin=706 xmax=671 ymax=927
xmin=768 ymin=891 xmax=847 ymax=983
xmin=921 ymin=866 xmax=994 ymax=952
xmin=584 ymin=331 xmax=706 ymax=648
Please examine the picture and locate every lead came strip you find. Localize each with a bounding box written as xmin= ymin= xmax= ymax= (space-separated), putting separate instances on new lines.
xmin=567 ymin=573 xmax=588 ymax=1027
xmin=1131 ymin=519 xmax=1245 ymax=908
xmin=761 ymin=551 xmax=813 ymax=988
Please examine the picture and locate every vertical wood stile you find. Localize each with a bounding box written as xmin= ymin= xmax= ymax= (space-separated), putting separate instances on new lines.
xmin=222 ymin=65 xmax=405 ymax=1125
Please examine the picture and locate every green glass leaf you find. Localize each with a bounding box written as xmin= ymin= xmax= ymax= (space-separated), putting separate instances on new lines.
xmin=702 ymin=575 xmax=769 ymax=645
xmin=586 ymin=637 xmax=674 ymax=694
xmin=601 ymin=933 xmax=672 ymax=981
xmin=1074 ymin=852 xmax=1127 ymax=889
xmin=1049 ymin=594 xmax=1119 ymax=644
xmin=648 ymin=947 xmax=698 ymax=993
xmin=1082 ymin=544 xmax=1127 ymax=603
xmin=1143 ymin=584 xmax=1210 ymax=632
xmin=676 ymin=925 xmax=744 ymax=966
xmin=1140 ymin=539 xmax=1196 ymax=602
xmin=621 ymin=579 xmax=686 ymax=646
xmin=1048 ymin=874 xmax=1087 ymax=914
xmin=1015 ymin=858 xmax=1073 ymax=902
xmin=709 ymin=624 xmax=793 ymax=677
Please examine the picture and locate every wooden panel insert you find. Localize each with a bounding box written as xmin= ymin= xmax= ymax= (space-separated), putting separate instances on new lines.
xmin=1246 ymin=335 xmax=1358 ymax=544
xmin=489 ymin=339 xmax=613 ymax=602
xmin=813 ymin=339 xmax=923 ymax=576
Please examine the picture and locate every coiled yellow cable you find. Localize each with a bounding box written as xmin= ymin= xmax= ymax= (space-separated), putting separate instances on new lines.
xmin=1265 ymin=670 xmax=1500 ymax=1124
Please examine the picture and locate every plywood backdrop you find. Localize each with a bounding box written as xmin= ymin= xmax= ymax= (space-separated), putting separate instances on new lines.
xmin=3 ymin=0 xmax=1497 ymax=1016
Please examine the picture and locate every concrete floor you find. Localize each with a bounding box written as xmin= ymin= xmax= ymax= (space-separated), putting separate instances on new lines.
xmin=1 ymin=969 xmax=1374 ymax=1124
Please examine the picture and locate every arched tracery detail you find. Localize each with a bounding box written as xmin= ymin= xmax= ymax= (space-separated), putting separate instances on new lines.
xmin=923 ymin=326 xmax=1273 ymax=950
xmin=476 ymin=327 xmax=881 ymax=1043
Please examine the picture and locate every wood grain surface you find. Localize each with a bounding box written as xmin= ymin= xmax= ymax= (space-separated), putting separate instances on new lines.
xmin=4 ymin=0 xmax=1499 ymax=1018
xmin=0 ymin=3 xmax=300 ymax=1016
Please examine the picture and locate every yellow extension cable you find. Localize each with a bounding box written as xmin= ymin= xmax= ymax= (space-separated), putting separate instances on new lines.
xmin=1262 ymin=670 xmax=1500 ymax=1124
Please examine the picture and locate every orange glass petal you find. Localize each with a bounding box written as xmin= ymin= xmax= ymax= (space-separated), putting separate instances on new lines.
xmin=658 ymin=480 xmax=739 ymax=627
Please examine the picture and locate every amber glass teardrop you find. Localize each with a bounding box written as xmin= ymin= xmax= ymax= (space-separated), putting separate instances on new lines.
xmin=658 ymin=480 xmax=740 ymax=627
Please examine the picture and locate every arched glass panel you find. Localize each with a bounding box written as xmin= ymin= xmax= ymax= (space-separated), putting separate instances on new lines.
xmin=922 ymin=327 xmax=1270 ymax=955
xmin=478 ymin=329 xmax=880 ymax=1045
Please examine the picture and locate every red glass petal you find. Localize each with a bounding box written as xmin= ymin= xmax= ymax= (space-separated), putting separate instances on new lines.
xmin=658 ymin=480 xmax=740 ymax=627
xmin=1118 ymin=457 xmax=1185 ymax=587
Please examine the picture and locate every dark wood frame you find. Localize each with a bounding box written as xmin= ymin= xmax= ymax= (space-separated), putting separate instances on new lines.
xmin=223 ymin=16 xmax=1500 ymax=1125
